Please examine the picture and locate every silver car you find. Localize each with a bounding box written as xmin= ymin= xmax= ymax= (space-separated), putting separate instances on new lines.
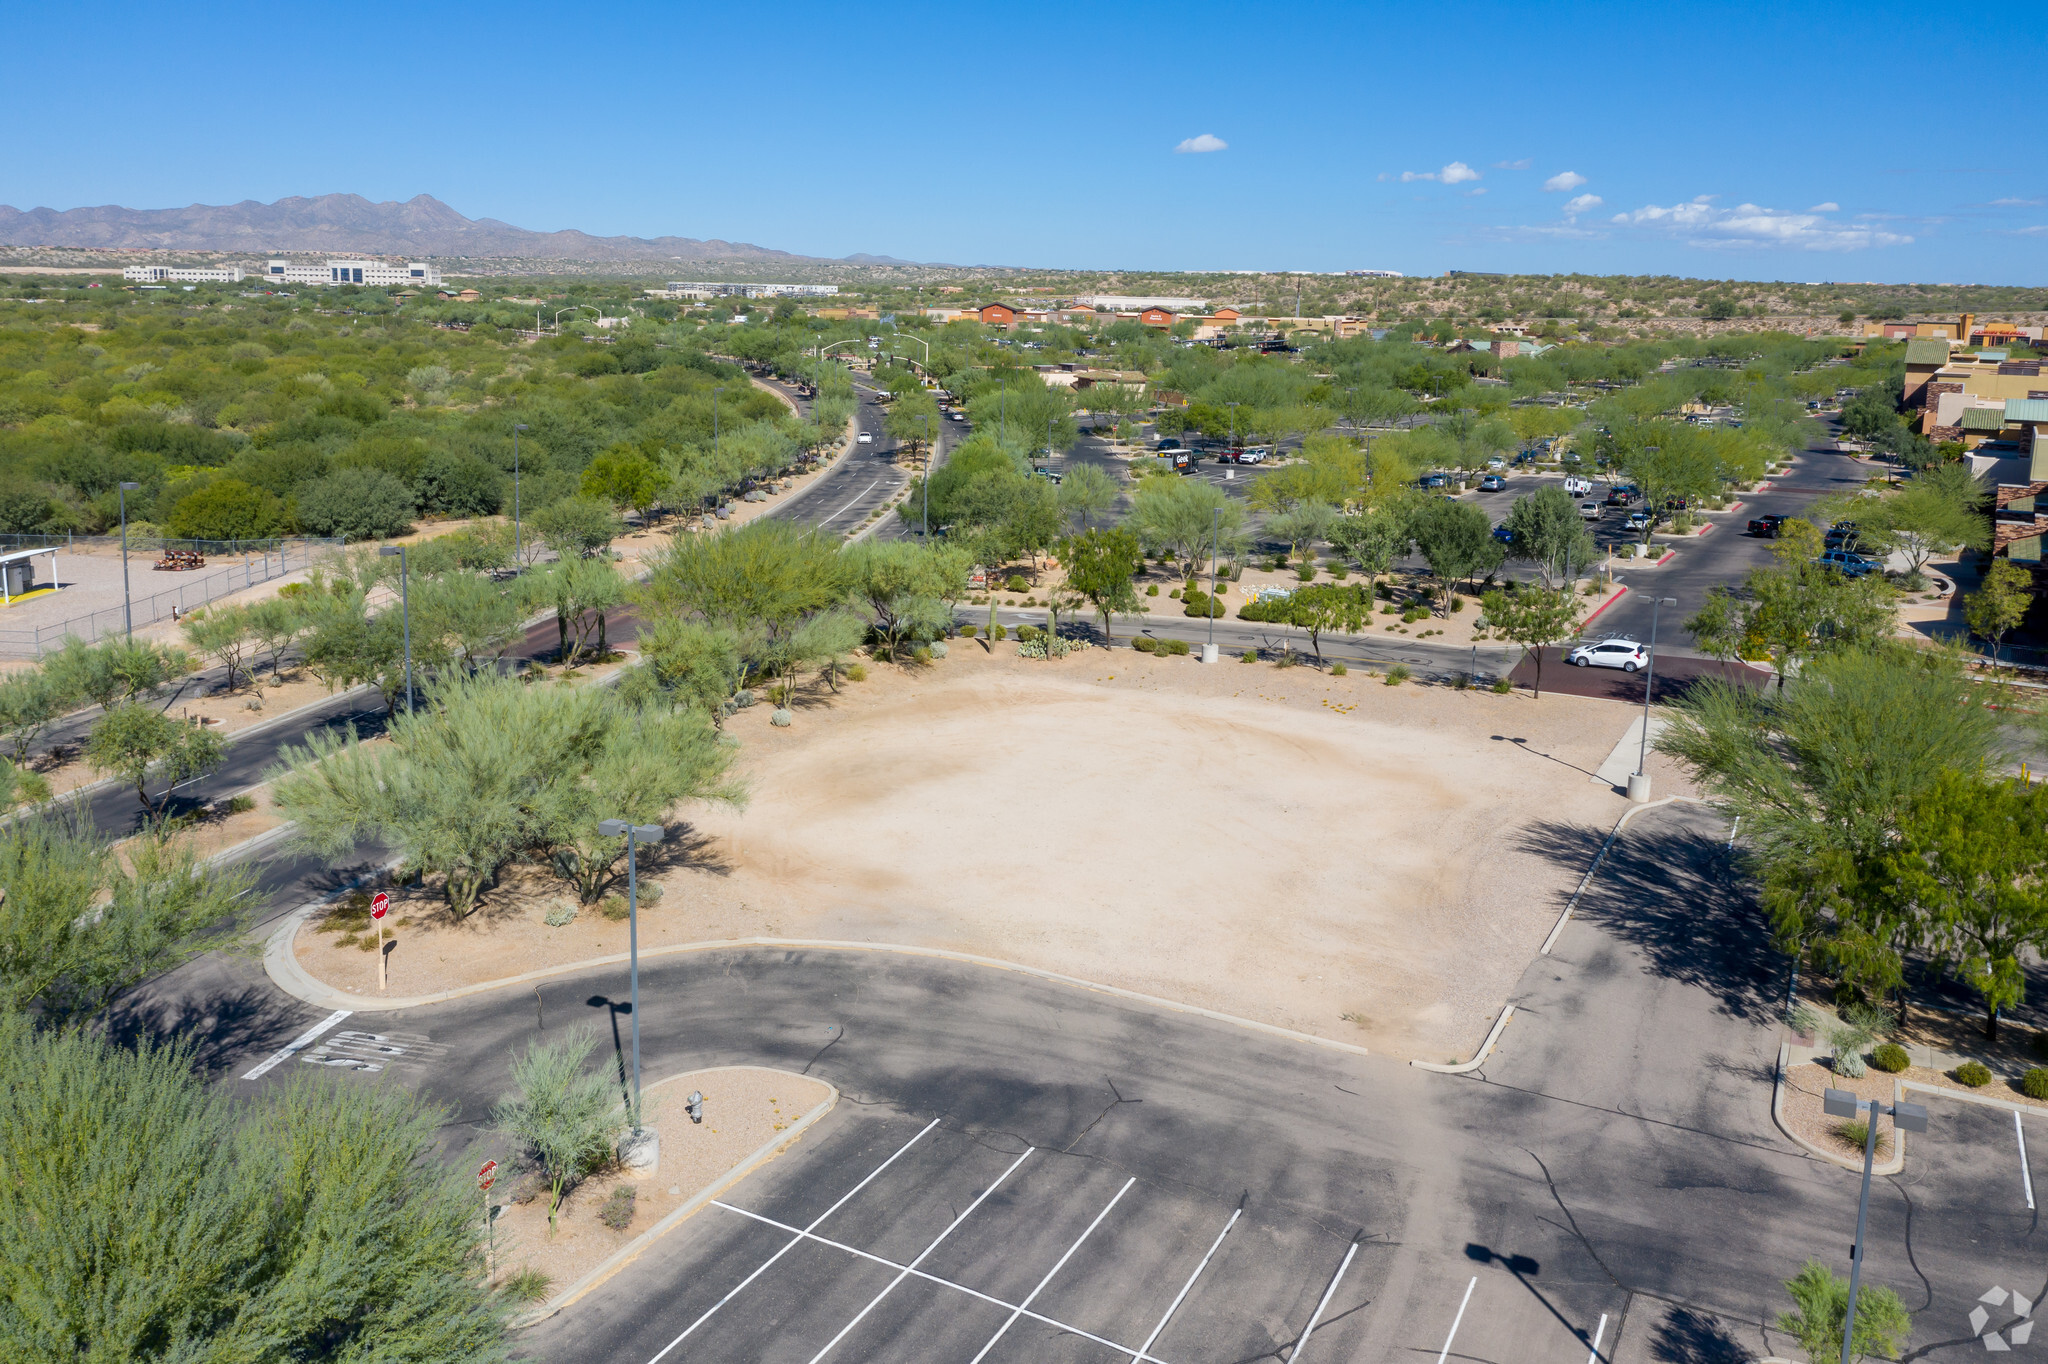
xmin=1566 ymin=638 xmax=1650 ymax=672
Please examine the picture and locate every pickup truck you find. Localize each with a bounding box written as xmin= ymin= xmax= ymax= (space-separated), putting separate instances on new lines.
xmin=1747 ymin=514 xmax=1786 ymax=537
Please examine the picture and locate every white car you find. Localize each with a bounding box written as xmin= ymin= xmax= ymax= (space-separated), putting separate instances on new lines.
xmin=1567 ymin=638 xmax=1650 ymax=672
xmin=1578 ymin=501 xmax=1603 ymax=521
xmin=857 ymin=432 xmax=872 ymax=443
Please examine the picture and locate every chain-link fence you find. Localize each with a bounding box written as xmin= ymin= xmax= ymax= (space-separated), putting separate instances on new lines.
xmin=0 ymin=532 xmax=341 ymax=557
xmin=0 ymin=539 xmax=338 ymax=658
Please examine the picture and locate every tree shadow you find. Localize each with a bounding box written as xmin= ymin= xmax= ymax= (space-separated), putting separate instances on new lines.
xmin=1647 ymin=1303 xmax=1751 ymax=1363
xmin=102 ymin=982 xmax=312 ymax=1078
xmin=1513 ymin=813 xmax=1780 ymax=1024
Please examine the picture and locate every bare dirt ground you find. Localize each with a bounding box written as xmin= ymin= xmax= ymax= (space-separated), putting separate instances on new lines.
xmin=486 ymin=1067 xmax=832 ymax=1303
xmin=296 ymin=641 xmax=1681 ymax=1060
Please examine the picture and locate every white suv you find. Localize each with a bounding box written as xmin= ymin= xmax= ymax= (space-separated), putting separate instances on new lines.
xmin=1566 ymin=638 xmax=1650 ymax=672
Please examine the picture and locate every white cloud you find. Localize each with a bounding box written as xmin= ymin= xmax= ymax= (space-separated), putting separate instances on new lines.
xmin=1563 ymin=193 xmax=1604 ymax=216
xmin=1493 ymin=158 xmax=1531 ymax=170
xmin=1174 ymin=133 xmax=1227 ymax=154
xmin=1808 ymin=201 xmax=1840 ymax=212
xmin=1543 ymin=171 xmax=1588 ymax=192
xmin=2015 ymin=225 xmax=2048 ymax=237
xmin=1464 ymin=187 xmax=1487 ymax=197
xmin=1610 ymin=195 xmax=1910 ymax=250
xmin=1992 ymin=197 xmax=2044 ymax=207
xmin=1401 ymin=161 xmax=1481 ymax=184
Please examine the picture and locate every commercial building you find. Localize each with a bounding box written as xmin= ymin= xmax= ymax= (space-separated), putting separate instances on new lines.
xmin=664 ymin=282 xmax=839 ymax=298
xmin=1076 ymin=295 xmax=1208 ymax=311
xmin=265 ymin=259 xmax=441 ymax=287
xmin=123 ymin=265 xmax=244 ymax=283
xmin=1907 ymin=339 xmax=2048 ymax=444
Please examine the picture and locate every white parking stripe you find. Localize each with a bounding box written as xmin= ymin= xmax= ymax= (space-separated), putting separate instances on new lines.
xmin=1585 ymin=1311 xmax=1608 ymax=1364
xmin=642 ymin=1117 xmax=942 ymax=1364
xmin=1435 ymin=1276 xmax=1477 ymax=1364
xmin=241 ymin=1009 xmax=350 ymax=1080
xmin=709 ymin=1200 xmax=1174 ymax=1364
xmin=2019 ymin=1112 xmax=2035 ymax=1211
xmin=968 ymin=1176 xmax=1136 ymax=1363
xmin=805 ymin=1148 xmax=1033 ymax=1363
xmin=1289 ymin=1240 xmax=1359 ymax=1362
xmin=1131 ymin=1205 xmax=1242 ymax=1360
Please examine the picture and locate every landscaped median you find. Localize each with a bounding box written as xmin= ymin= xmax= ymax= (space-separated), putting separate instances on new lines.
xmin=496 ymin=1066 xmax=835 ymax=1324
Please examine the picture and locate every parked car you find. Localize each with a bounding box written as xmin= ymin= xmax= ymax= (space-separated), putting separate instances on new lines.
xmin=1155 ymin=437 xmax=1185 ymax=452
xmin=1237 ymin=446 xmax=1271 ymax=464
xmin=1420 ymin=473 xmax=1451 ymax=489
xmin=1486 ymin=456 xmax=1506 ymax=471
xmin=1748 ymin=514 xmax=1787 ymax=537
xmin=1603 ymin=489 xmax=1639 ymax=507
xmin=1567 ymin=638 xmax=1651 ymax=672
xmin=1625 ymin=510 xmax=1653 ymax=532
xmin=1513 ymin=451 xmax=1540 ymax=467
xmin=1578 ymin=501 xmax=1604 ymax=521
xmin=1824 ymin=521 xmax=1861 ymax=551
xmin=1491 ymin=523 xmax=1516 ymax=544
xmin=1480 ymin=474 xmax=1508 ymax=491
xmin=1564 ymin=476 xmax=1593 ymax=496
xmin=1032 ymin=466 xmax=1063 ymax=484
xmin=1817 ymin=549 xmax=1880 ymax=578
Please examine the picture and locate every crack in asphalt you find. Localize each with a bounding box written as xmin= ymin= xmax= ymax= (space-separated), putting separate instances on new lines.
xmin=1062 ymin=1076 xmax=1142 ymax=1153
xmin=1525 ymin=1147 xmax=1624 ymax=1291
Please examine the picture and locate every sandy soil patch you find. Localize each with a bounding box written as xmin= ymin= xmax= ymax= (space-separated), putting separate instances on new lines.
xmin=1781 ymin=1060 xmax=1901 ymax=1160
xmin=486 ymin=1067 xmax=832 ymax=1303
xmin=296 ymin=642 xmax=1669 ymax=1058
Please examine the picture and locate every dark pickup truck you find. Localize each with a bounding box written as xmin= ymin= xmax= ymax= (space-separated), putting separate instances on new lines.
xmin=1747 ymin=514 xmax=1787 ymax=537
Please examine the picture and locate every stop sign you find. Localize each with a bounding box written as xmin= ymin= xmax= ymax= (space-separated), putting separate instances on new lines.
xmin=370 ymin=891 xmax=390 ymax=921
xmin=477 ymin=1159 xmax=498 ymax=1190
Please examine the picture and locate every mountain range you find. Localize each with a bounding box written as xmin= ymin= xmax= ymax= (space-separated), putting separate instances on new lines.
xmin=0 ymin=193 xmax=913 ymax=264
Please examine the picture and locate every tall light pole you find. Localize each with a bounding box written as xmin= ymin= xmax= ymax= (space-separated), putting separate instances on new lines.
xmin=1823 ymin=1088 xmax=1927 ymax=1364
xmin=1204 ymin=505 xmax=1220 ymax=663
xmin=1226 ymin=400 xmax=1240 ymax=453
xmin=597 ymin=819 xmax=665 ymax=1126
xmin=512 ymin=423 xmax=528 ymax=566
xmin=378 ymin=545 xmax=413 ymax=715
xmin=117 ymin=481 xmax=140 ymax=640
xmin=1629 ymin=596 xmax=1677 ymax=802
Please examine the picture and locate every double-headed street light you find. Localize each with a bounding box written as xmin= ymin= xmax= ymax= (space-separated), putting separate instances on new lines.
xmin=377 ymin=545 xmax=413 ymax=714
xmin=117 ymin=481 xmax=141 ymax=640
xmin=1823 ymin=1088 xmax=1928 ymax=1364
xmin=1629 ymin=596 xmax=1678 ymax=803
xmin=597 ymin=819 xmax=665 ymax=1124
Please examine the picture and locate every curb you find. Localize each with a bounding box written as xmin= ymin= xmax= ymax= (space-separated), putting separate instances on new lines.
xmin=1578 ymin=585 xmax=1630 ymax=629
xmin=1539 ymin=795 xmax=1710 ymax=955
xmin=514 ymin=1066 xmax=839 ymax=1327
xmin=1900 ymin=1078 xmax=2048 ymax=1121
xmin=262 ymin=918 xmax=1374 ymax=1061
xmin=1771 ymin=1042 xmax=1906 ymax=1174
xmin=1412 ymin=1005 xmax=1514 ymax=1073
xmin=763 ymin=409 xmax=864 ymax=519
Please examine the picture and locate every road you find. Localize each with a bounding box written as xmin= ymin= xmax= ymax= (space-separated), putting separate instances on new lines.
xmin=117 ymin=801 xmax=2033 ymax=1363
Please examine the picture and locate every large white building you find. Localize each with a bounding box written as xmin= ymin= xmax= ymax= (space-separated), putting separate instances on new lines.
xmin=123 ymin=264 xmax=245 ymax=283
xmin=663 ymin=281 xmax=838 ymax=298
xmin=264 ymin=259 xmax=441 ymax=287
xmin=1076 ymin=294 xmax=1209 ymax=311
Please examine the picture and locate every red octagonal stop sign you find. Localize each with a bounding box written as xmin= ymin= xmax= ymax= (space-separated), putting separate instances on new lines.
xmin=371 ymin=891 xmax=390 ymax=921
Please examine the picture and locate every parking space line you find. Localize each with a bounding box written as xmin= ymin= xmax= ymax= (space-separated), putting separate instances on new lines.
xmin=1435 ymin=1277 xmax=1477 ymax=1364
xmin=241 ymin=1009 xmax=350 ymax=1080
xmin=2019 ymin=1112 xmax=2036 ymax=1211
xmin=1288 ymin=1239 xmax=1359 ymax=1362
xmin=805 ymin=1148 xmax=1034 ymax=1363
xmin=969 ymin=1176 xmax=1137 ymax=1363
xmin=1585 ymin=1311 xmax=1608 ymax=1364
xmin=1129 ymin=1204 xmax=1243 ymax=1360
xmin=707 ymin=1200 xmax=1173 ymax=1362
xmin=642 ymin=1118 xmax=942 ymax=1364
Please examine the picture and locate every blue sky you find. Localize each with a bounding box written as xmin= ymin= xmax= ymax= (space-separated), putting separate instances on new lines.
xmin=9 ymin=0 xmax=2043 ymax=282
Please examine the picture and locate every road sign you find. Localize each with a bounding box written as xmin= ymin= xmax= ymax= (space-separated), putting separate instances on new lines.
xmin=370 ymin=891 xmax=389 ymax=921
xmin=477 ymin=1159 xmax=498 ymax=1190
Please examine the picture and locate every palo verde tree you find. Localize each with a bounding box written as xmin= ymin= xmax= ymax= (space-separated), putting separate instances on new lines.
xmin=490 ymin=1028 xmax=627 ymax=1236
xmin=1502 ymin=486 xmax=1599 ymax=588
xmin=1408 ymin=498 xmax=1504 ymax=614
xmin=1058 ymin=527 xmax=1145 ymax=641
xmin=1479 ymin=586 xmax=1584 ymax=697
xmin=85 ymin=704 xmax=226 ymax=823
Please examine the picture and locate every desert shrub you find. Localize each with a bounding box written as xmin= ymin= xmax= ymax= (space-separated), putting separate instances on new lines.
xmin=1331 ymin=662 xmax=1347 ymax=676
xmin=2022 ymin=1068 xmax=2048 ymax=1101
xmin=1132 ymin=636 xmax=1158 ymax=653
xmin=1788 ymin=1003 xmax=1821 ymax=1038
xmin=1380 ymin=603 xmax=1398 ymax=615
xmin=1490 ymin=677 xmax=1512 ymax=693
xmin=990 ymin=624 xmax=1007 ymax=641
xmin=544 ymin=904 xmax=575 ymax=927
xmin=1869 ymin=1043 xmax=1909 ymax=1073
xmin=224 ymin=794 xmax=256 ymax=815
xmin=1450 ymin=672 xmax=1471 ymax=691
xmin=1017 ymin=625 xmax=1042 ymax=643
xmin=959 ymin=624 xmax=978 ymax=638
xmin=1169 ymin=588 xmax=1181 ymax=600
xmin=1239 ymin=649 xmax=1259 ymax=663
xmin=1385 ymin=663 xmax=1410 ymax=686
xmin=911 ymin=646 xmax=932 ymax=664
xmin=846 ymin=663 xmax=868 ymax=682
xmin=928 ymin=641 xmax=948 ymax=659
xmin=1182 ymin=589 xmax=1223 ymax=618
xmin=500 ymin=1266 xmax=552 ymax=1304
xmin=1954 ymin=1061 xmax=1993 ymax=1087
xmin=598 ymin=1184 xmax=637 ymax=1232
xmin=599 ymin=894 xmax=629 ymax=922
xmin=1275 ymin=650 xmax=1298 ymax=669
xmin=1005 ymin=575 xmax=1028 ymax=592
xmin=1450 ymin=597 xmax=1465 ymax=613
xmin=1161 ymin=638 xmax=1189 ymax=656
xmin=1296 ymin=564 xmax=1317 ymax=582
xmin=1146 ymin=583 xmax=1159 ymax=596
xmin=1833 ymin=1120 xmax=1890 ymax=1156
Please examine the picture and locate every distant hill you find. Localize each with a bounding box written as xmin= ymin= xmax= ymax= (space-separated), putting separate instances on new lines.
xmin=0 ymin=193 xmax=892 ymax=264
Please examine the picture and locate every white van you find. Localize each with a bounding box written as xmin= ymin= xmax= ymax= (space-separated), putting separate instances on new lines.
xmin=1563 ymin=476 xmax=1593 ymax=496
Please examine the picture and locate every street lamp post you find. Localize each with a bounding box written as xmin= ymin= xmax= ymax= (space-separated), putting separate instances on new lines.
xmin=117 ymin=481 xmax=140 ymax=640
xmin=512 ymin=424 xmax=528 ymax=566
xmin=1203 ymin=506 xmax=1220 ymax=663
xmin=597 ymin=819 xmax=665 ymax=1126
xmin=1823 ymin=1088 xmax=1927 ymax=1364
xmin=1226 ymin=401 xmax=1239 ymax=452
xmin=377 ymin=546 xmax=413 ymax=715
xmin=1629 ymin=596 xmax=1678 ymax=802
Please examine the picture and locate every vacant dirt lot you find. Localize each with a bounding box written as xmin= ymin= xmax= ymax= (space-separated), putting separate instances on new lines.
xmin=301 ymin=642 xmax=1683 ymax=1060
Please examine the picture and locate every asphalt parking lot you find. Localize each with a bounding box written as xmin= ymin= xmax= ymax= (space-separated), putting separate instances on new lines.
xmin=551 ymin=1111 xmax=1387 ymax=1364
